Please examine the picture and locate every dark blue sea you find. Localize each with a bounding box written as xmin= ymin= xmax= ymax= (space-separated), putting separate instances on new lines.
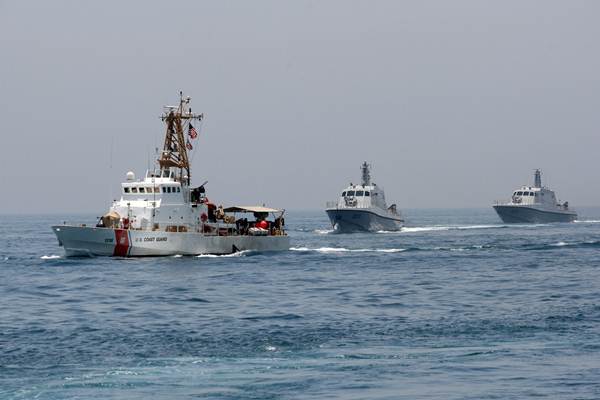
xmin=2 ymin=208 xmax=600 ymax=399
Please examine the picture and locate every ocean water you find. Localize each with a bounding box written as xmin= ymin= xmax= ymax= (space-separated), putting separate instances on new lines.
xmin=1 ymin=208 xmax=600 ymax=399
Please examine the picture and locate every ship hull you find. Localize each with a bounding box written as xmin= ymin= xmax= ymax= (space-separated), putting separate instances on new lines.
xmin=325 ymin=208 xmax=404 ymax=233
xmin=493 ymin=205 xmax=577 ymax=224
xmin=52 ymin=225 xmax=290 ymax=257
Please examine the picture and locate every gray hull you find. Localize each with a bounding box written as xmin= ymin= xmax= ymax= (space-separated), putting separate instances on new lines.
xmin=325 ymin=208 xmax=403 ymax=233
xmin=493 ymin=205 xmax=577 ymax=223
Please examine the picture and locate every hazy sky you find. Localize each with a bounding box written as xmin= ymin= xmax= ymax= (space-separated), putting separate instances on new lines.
xmin=1 ymin=1 xmax=599 ymax=213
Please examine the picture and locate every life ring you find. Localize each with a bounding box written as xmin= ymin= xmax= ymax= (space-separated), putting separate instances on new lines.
xmin=200 ymin=213 xmax=208 ymax=222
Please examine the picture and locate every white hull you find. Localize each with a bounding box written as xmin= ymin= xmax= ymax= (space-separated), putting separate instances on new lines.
xmin=52 ymin=225 xmax=290 ymax=257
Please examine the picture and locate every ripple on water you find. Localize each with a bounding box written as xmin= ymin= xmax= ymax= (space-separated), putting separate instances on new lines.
xmin=2 ymin=210 xmax=600 ymax=399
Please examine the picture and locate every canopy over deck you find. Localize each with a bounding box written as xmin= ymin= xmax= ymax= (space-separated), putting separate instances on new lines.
xmin=223 ymin=206 xmax=282 ymax=213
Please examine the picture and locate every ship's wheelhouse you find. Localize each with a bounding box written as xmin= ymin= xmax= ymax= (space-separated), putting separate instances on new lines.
xmin=338 ymin=185 xmax=371 ymax=208
xmin=511 ymin=187 xmax=539 ymax=205
xmin=336 ymin=184 xmax=389 ymax=210
xmin=511 ymin=186 xmax=558 ymax=206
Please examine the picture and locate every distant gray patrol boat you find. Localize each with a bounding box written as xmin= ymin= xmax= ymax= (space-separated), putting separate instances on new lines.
xmin=493 ymin=169 xmax=577 ymax=223
xmin=325 ymin=162 xmax=404 ymax=232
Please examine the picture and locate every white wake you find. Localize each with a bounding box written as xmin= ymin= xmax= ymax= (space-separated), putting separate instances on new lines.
xmin=290 ymin=247 xmax=406 ymax=253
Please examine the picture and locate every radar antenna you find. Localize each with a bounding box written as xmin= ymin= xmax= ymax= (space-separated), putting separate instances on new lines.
xmin=158 ymin=91 xmax=204 ymax=184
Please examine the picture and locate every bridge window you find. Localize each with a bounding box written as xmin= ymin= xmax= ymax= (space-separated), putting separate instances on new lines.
xmin=365 ymin=191 xmax=370 ymax=196
xmin=342 ymin=191 xmax=347 ymax=196
xmin=347 ymin=191 xmax=355 ymax=196
xmin=161 ymin=187 xmax=166 ymax=193
xmin=167 ymin=187 xmax=172 ymax=193
xmin=516 ymin=191 xmax=523 ymax=196
xmin=139 ymin=187 xmax=145 ymax=193
xmin=124 ymin=187 xmax=130 ymax=193
xmin=176 ymin=187 xmax=180 ymax=193
xmin=356 ymin=190 xmax=364 ymax=196
xmin=131 ymin=187 xmax=138 ymax=193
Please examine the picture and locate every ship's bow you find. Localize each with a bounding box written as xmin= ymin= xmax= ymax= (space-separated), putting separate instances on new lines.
xmin=52 ymin=225 xmax=123 ymax=257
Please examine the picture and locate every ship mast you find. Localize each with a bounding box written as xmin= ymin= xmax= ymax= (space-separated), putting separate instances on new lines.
xmin=534 ymin=169 xmax=542 ymax=188
xmin=158 ymin=91 xmax=203 ymax=184
xmin=361 ymin=161 xmax=371 ymax=186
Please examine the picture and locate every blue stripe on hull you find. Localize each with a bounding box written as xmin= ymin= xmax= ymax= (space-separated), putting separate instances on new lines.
xmin=325 ymin=209 xmax=403 ymax=233
xmin=493 ymin=205 xmax=577 ymax=223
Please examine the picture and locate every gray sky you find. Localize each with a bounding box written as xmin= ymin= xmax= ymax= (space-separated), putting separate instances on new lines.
xmin=1 ymin=1 xmax=599 ymax=213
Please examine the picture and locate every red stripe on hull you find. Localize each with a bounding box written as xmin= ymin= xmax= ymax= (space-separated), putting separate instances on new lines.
xmin=113 ymin=229 xmax=130 ymax=257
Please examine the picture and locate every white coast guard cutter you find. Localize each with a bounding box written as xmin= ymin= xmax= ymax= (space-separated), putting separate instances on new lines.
xmin=52 ymin=93 xmax=289 ymax=257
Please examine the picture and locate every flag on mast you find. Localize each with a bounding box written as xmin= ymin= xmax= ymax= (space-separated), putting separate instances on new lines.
xmin=188 ymin=123 xmax=198 ymax=139
xmin=186 ymin=140 xmax=193 ymax=150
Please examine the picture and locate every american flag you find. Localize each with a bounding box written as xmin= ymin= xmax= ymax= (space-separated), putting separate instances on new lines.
xmin=188 ymin=123 xmax=198 ymax=139
xmin=186 ymin=140 xmax=193 ymax=150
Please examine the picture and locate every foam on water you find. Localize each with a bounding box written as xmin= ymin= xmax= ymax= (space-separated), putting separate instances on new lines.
xmin=386 ymin=223 xmax=549 ymax=234
xmin=3 ymin=209 xmax=600 ymax=399
xmin=196 ymin=250 xmax=250 ymax=258
xmin=290 ymin=246 xmax=406 ymax=253
xmin=379 ymin=225 xmax=498 ymax=234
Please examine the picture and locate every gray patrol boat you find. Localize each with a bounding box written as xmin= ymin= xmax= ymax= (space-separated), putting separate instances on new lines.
xmin=493 ymin=169 xmax=577 ymax=223
xmin=326 ymin=162 xmax=404 ymax=232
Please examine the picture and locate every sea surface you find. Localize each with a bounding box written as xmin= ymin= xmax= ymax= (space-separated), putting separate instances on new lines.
xmin=1 ymin=208 xmax=600 ymax=399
